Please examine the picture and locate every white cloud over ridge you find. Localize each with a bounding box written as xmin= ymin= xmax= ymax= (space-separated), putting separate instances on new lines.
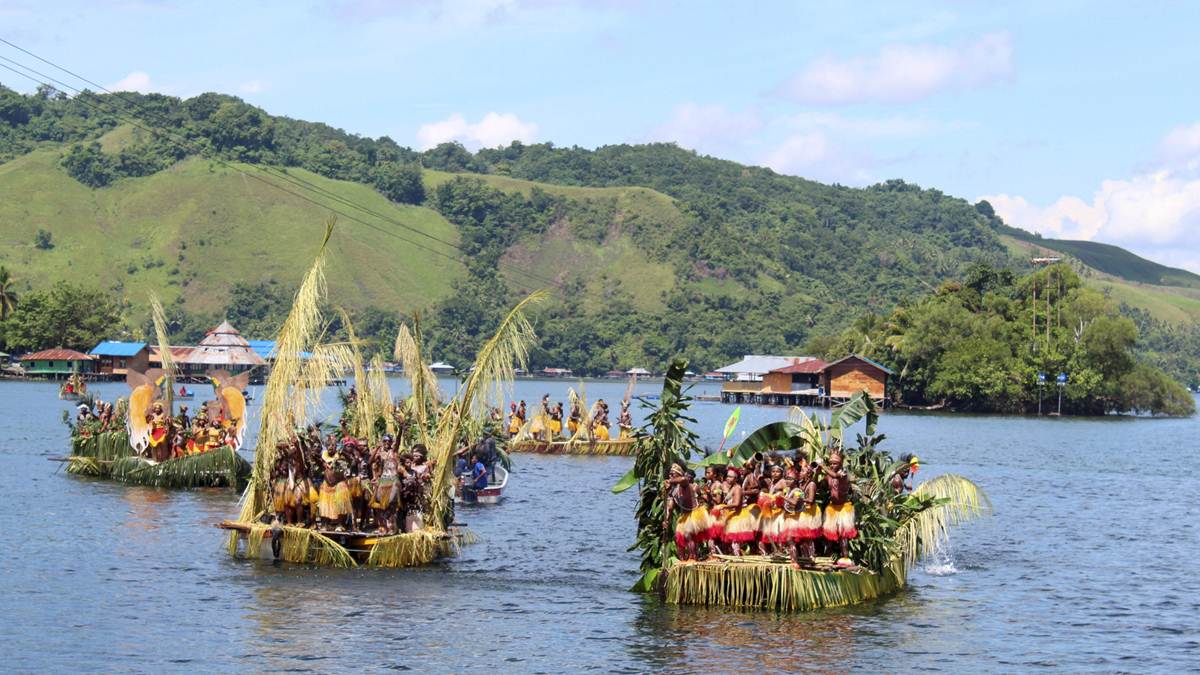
xmin=983 ymin=123 xmax=1200 ymax=273
xmin=110 ymin=71 xmax=154 ymax=93
xmin=416 ymin=112 xmax=538 ymax=150
xmin=650 ymin=103 xmax=760 ymax=154
xmin=779 ymin=31 xmax=1013 ymax=104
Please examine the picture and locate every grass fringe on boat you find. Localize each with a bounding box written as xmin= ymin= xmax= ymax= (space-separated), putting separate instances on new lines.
xmin=231 ymin=523 xmax=358 ymax=567
xmin=510 ymin=439 xmax=637 ymax=456
xmin=665 ymin=560 xmax=904 ymax=612
xmin=71 ymin=430 xmax=136 ymax=464
xmin=109 ymin=446 xmax=250 ymax=489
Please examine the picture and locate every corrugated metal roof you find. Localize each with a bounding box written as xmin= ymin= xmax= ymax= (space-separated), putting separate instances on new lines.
xmin=824 ymin=354 xmax=894 ymax=375
xmin=771 ymin=359 xmax=828 ymax=374
xmin=89 ymin=341 xmax=148 ymax=357
xmin=20 ymin=348 xmax=95 ymax=361
xmin=199 ymin=321 xmax=252 ymax=348
xmin=715 ymin=355 xmax=812 ymax=375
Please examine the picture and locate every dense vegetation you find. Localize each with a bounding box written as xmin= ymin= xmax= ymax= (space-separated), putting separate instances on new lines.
xmin=1 ymin=84 xmax=1197 ymax=409
xmin=807 ymin=263 xmax=1194 ymax=416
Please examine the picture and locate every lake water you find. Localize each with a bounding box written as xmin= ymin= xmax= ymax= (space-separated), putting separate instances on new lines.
xmin=1 ymin=377 xmax=1197 ymax=672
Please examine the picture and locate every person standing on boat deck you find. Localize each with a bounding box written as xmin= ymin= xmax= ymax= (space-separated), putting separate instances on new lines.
xmin=618 ymin=401 xmax=633 ymax=439
xmin=506 ymin=403 xmax=520 ymax=437
xmin=176 ymin=405 xmax=190 ymax=433
xmin=665 ymin=463 xmax=709 ymax=561
xmin=549 ymin=402 xmax=564 ymax=439
xmin=823 ymin=452 xmax=857 ymax=565
xmin=567 ymin=400 xmax=582 ymax=435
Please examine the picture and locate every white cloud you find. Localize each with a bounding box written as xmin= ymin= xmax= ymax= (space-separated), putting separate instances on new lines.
xmin=762 ymin=131 xmax=832 ymax=174
xmin=650 ymin=103 xmax=760 ymax=154
xmin=109 ymin=71 xmax=154 ymax=93
xmin=778 ymin=111 xmax=940 ymax=138
xmin=238 ymin=80 xmax=265 ymax=95
xmin=416 ymin=112 xmax=538 ymax=150
xmin=982 ymin=126 xmax=1200 ymax=273
xmin=778 ymin=31 xmax=1013 ymax=104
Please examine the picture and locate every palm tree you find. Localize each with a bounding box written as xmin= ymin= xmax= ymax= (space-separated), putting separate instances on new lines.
xmin=0 ymin=266 xmax=18 ymax=320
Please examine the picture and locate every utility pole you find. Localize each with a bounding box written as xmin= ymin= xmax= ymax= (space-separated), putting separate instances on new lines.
xmin=1037 ymin=372 xmax=1046 ymax=415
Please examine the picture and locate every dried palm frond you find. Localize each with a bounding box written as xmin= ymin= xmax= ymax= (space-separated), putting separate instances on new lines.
xmin=394 ymin=320 xmax=439 ymax=446
xmin=366 ymin=354 xmax=395 ymax=437
xmin=664 ymin=560 xmax=904 ymax=612
xmin=894 ymin=474 xmax=991 ymax=570
xmin=365 ymin=530 xmax=444 ymax=568
xmin=149 ymin=293 xmax=176 ymax=413
xmin=230 ymin=524 xmax=358 ymax=567
xmin=426 ymin=291 xmax=546 ymax=531
xmin=233 ymin=218 xmax=336 ymax=532
xmin=338 ymin=309 xmax=380 ymax=445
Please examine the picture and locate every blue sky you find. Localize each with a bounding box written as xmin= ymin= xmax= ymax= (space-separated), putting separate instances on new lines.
xmin=4 ymin=0 xmax=1200 ymax=271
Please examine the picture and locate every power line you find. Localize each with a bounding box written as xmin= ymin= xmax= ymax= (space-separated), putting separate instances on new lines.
xmin=0 ymin=41 xmax=563 ymax=289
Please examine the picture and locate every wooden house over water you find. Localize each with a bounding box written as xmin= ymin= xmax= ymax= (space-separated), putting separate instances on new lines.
xmin=19 ymin=348 xmax=97 ymax=378
xmin=89 ymin=341 xmax=150 ymax=378
xmin=717 ymin=354 xmax=891 ymax=407
xmin=821 ymin=355 xmax=891 ymax=403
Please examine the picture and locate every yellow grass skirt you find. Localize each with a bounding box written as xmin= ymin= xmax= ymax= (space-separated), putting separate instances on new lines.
xmin=319 ymin=482 xmax=352 ymax=520
xmin=823 ymin=502 xmax=857 ymax=541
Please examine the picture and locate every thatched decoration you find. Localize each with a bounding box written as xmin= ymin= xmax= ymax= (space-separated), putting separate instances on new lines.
xmin=664 ymin=560 xmax=904 ymax=612
xmin=109 ymin=446 xmax=250 ymax=489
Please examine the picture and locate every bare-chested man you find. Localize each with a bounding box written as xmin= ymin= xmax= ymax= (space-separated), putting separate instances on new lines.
xmin=823 ymin=452 xmax=857 ymax=565
xmin=665 ymin=463 xmax=708 ymax=561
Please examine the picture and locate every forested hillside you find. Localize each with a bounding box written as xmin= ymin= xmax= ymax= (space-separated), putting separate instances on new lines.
xmin=1 ymin=84 xmax=1197 ymax=386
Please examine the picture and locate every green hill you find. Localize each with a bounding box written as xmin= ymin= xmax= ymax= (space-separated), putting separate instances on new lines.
xmin=0 ymin=84 xmax=1197 ymax=379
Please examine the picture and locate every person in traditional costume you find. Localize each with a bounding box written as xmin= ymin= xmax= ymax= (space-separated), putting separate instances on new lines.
xmin=507 ymin=403 xmax=521 ymax=437
xmin=665 ymin=463 xmax=710 ymax=561
xmin=617 ymin=401 xmax=634 ymax=439
xmin=702 ymin=465 xmax=728 ymax=551
xmin=756 ymin=463 xmax=786 ymax=555
xmin=372 ymin=436 xmax=402 ymax=533
xmin=187 ymin=416 xmax=206 ymax=454
xmin=795 ymin=462 xmax=823 ymax=560
xmin=592 ymin=409 xmax=611 ymax=441
xmin=548 ymin=402 xmax=564 ymax=439
xmin=891 ymin=453 xmax=919 ymax=493
xmin=567 ymin=400 xmax=581 ymax=436
xmin=176 ymin=405 xmax=190 ymax=433
xmin=319 ymin=448 xmax=353 ymax=531
xmin=823 ymin=452 xmax=857 ymax=566
xmin=721 ymin=469 xmax=755 ymax=555
xmin=271 ymin=443 xmax=290 ymax=521
xmin=147 ymin=401 xmax=172 ymax=462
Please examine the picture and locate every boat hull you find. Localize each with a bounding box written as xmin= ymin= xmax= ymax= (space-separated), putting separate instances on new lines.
xmin=455 ymin=466 xmax=508 ymax=504
xmin=509 ymin=438 xmax=636 ymax=456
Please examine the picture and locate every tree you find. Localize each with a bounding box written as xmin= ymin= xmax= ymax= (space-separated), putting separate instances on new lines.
xmin=0 ymin=266 xmax=17 ymax=320
xmin=34 ymin=229 xmax=53 ymax=250
xmin=370 ymin=161 xmax=425 ymax=204
xmin=61 ymin=142 xmax=117 ymax=187
xmin=4 ymin=281 xmax=122 ymax=351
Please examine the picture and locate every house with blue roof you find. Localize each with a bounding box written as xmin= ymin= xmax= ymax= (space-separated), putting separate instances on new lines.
xmin=89 ymin=341 xmax=149 ymax=378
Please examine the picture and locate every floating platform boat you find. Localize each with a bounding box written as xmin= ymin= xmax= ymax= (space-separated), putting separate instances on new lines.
xmin=664 ymin=555 xmax=906 ymax=612
xmin=64 ymin=429 xmax=250 ymax=489
xmin=509 ymin=438 xmax=636 ymax=455
xmin=455 ymin=465 xmax=509 ymax=504
xmin=219 ymin=520 xmax=477 ymax=568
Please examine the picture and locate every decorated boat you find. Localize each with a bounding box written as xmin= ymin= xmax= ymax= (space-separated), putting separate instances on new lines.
xmin=221 ymin=220 xmax=540 ymax=568
xmin=58 ymin=373 xmax=88 ymax=400
xmin=613 ymin=360 xmax=989 ymax=613
xmin=62 ymin=297 xmax=250 ymax=489
xmin=509 ymin=438 xmax=636 ymax=455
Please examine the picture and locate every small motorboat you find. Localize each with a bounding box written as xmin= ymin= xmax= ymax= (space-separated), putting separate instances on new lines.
xmin=454 ymin=465 xmax=508 ymax=504
xmin=175 ymin=387 xmax=195 ymax=400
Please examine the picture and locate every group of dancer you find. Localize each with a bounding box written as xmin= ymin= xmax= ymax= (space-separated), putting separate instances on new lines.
xmin=268 ymin=423 xmax=441 ymax=534
xmin=667 ymin=450 xmax=920 ymax=568
xmin=506 ymin=395 xmax=634 ymax=441
xmin=72 ymin=398 xmax=237 ymax=461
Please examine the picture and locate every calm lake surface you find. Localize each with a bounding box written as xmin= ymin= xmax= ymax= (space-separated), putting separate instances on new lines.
xmin=1 ymin=377 xmax=1197 ymax=672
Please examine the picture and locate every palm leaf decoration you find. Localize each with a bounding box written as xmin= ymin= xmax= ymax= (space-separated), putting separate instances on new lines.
xmin=613 ymin=359 xmax=697 ymax=593
xmin=425 ymin=290 xmax=545 ymax=531
xmin=232 ymin=218 xmax=337 ymax=530
xmin=149 ymin=293 xmax=176 ymax=413
xmin=393 ymin=319 xmax=439 ymax=447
